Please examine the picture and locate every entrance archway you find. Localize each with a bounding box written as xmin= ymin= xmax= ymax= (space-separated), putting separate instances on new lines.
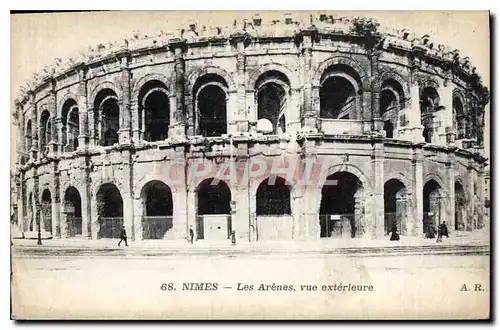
xmin=423 ymin=179 xmax=443 ymax=236
xmin=319 ymin=172 xmax=362 ymax=238
xmin=196 ymin=179 xmax=231 ymax=240
xmin=384 ymin=179 xmax=406 ymax=235
xmin=63 ymin=187 xmax=82 ymax=237
xmin=255 ymin=176 xmax=292 ymax=240
xmin=140 ymin=180 xmax=173 ymax=239
xmin=41 ymin=189 xmax=52 ymax=234
xmin=96 ymin=183 xmax=123 ymax=238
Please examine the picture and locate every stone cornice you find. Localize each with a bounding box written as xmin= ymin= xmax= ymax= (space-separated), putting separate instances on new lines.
xmin=15 ymin=13 xmax=488 ymax=107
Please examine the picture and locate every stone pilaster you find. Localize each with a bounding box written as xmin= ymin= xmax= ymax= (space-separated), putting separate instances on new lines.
xmin=186 ymin=187 xmax=197 ymax=240
xmin=13 ymin=105 xmax=23 ymax=165
xmin=234 ymin=143 xmax=250 ymax=241
xmin=370 ymin=51 xmax=381 ymax=132
xmin=409 ymin=81 xmax=425 ymax=142
xmin=33 ymin=170 xmax=40 ymax=235
xmin=172 ymin=146 xmax=188 ymax=240
xmin=466 ymin=163 xmax=475 ymax=231
xmin=362 ymin=89 xmax=373 ymax=133
xmin=87 ymin=108 xmax=96 ymax=148
xmin=121 ymin=150 xmax=134 ymax=240
xmin=29 ymin=93 xmax=39 ymax=161
xmin=119 ymin=56 xmax=132 ymax=144
xmin=234 ymin=37 xmax=248 ymax=132
xmin=60 ymin=201 xmax=69 ymax=238
xmin=172 ymin=42 xmax=186 ymax=138
xmin=52 ymin=162 xmax=61 ymax=238
xmin=300 ymin=30 xmax=317 ymax=132
xmin=132 ymin=198 xmax=143 ymax=241
xmin=49 ymin=87 xmax=58 ymax=147
xmin=412 ymin=145 xmax=424 ymax=235
xmin=371 ymin=141 xmax=385 ymax=238
xmin=396 ymin=195 xmax=408 ymax=235
xmin=81 ymin=159 xmax=91 ymax=238
xmin=300 ymin=137 xmax=321 ymax=239
xmin=477 ymin=164 xmax=486 ymax=229
xmin=16 ymin=174 xmax=25 ymax=234
xmin=439 ymin=77 xmax=454 ymax=145
xmin=355 ymin=189 xmax=367 ymax=237
xmin=131 ymin=102 xmax=140 ymax=142
xmin=55 ymin=117 xmax=64 ymax=154
xmin=445 ymin=152 xmax=455 ymax=236
xmin=77 ymin=69 xmax=89 ymax=151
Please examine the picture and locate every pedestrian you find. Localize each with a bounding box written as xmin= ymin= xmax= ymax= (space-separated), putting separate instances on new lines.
xmin=425 ymin=224 xmax=436 ymax=239
xmin=389 ymin=225 xmax=400 ymax=241
xmin=439 ymin=222 xmax=449 ymax=238
xmin=118 ymin=225 xmax=128 ymax=247
xmin=189 ymin=226 xmax=194 ymax=244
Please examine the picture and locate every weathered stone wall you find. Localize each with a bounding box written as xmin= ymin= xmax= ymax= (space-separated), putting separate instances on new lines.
xmin=13 ymin=15 xmax=489 ymax=241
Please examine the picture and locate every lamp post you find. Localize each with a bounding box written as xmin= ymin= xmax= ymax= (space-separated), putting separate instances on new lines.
xmin=36 ymin=208 xmax=42 ymax=245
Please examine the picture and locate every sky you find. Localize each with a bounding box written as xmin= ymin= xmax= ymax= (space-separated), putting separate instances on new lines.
xmin=10 ymin=11 xmax=490 ymax=168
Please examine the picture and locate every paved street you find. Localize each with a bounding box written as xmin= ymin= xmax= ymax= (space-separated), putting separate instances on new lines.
xmin=11 ymin=245 xmax=490 ymax=320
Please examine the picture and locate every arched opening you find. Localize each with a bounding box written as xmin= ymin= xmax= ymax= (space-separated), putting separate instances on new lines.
xmin=256 ymin=71 xmax=290 ymax=134
xmin=423 ymin=179 xmax=443 ymax=237
xmin=140 ymin=180 xmax=173 ymax=239
xmin=384 ymin=179 xmax=406 ymax=235
xmin=383 ymin=121 xmax=394 ymax=138
xmin=455 ymin=181 xmax=466 ymax=231
xmin=25 ymin=120 xmax=32 ymax=151
xmin=194 ymin=74 xmax=228 ymax=137
xmin=196 ymin=179 xmax=231 ymax=240
xmin=320 ymin=76 xmax=356 ymax=119
xmin=380 ymin=79 xmax=405 ymax=138
xmin=41 ymin=189 xmax=52 ymax=234
xmin=319 ymin=172 xmax=362 ymax=238
xmin=319 ymin=65 xmax=361 ymax=120
xmin=255 ymin=176 xmax=292 ymax=240
xmin=94 ymin=89 xmax=120 ymax=146
xmin=380 ymin=90 xmax=398 ymax=115
xmin=96 ymin=183 xmax=123 ymax=239
xmin=453 ymin=96 xmax=466 ymax=140
xmin=138 ymin=81 xmax=170 ymax=142
xmin=420 ymin=87 xmax=441 ymax=143
xmin=256 ymin=176 xmax=291 ymax=216
xmin=62 ymin=99 xmax=79 ymax=152
xmin=40 ymin=110 xmax=51 ymax=154
xmin=64 ymin=187 xmax=82 ymax=237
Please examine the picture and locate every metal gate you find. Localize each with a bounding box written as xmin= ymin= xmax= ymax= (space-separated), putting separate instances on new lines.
xmin=319 ymin=214 xmax=356 ymax=238
xmin=98 ymin=217 xmax=123 ymax=239
xmin=142 ymin=216 xmax=173 ymax=239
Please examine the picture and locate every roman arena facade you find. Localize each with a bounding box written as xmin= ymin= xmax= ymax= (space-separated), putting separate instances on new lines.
xmin=11 ymin=14 xmax=489 ymax=242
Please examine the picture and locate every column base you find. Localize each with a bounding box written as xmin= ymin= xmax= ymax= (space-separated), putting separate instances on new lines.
xmin=411 ymin=125 xmax=425 ymax=143
xmin=119 ymin=129 xmax=131 ymax=145
xmin=169 ymin=124 xmax=186 ymax=140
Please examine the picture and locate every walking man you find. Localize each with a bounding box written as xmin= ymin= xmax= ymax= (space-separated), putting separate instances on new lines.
xmin=118 ymin=225 xmax=128 ymax=247
xmin=189 ymin=225 xmax=194 ymax=244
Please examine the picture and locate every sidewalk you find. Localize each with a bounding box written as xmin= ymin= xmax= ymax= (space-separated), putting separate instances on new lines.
xmin=12 ymin=230 xmax=490 ymax=254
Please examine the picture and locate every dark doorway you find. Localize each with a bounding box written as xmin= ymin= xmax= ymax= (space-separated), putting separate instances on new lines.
xmin=319 ymin=172 xmax=361 ymax=238
xmin=96 ymin=183 xmax=123 ymax=238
